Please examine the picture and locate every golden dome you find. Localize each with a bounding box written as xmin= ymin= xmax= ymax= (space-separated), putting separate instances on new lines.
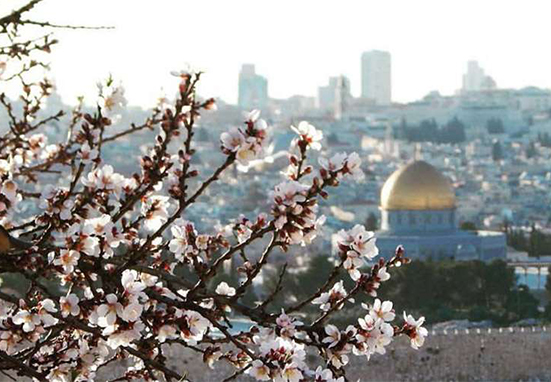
xmin=380 ymin=161 xmax=456 ymax=210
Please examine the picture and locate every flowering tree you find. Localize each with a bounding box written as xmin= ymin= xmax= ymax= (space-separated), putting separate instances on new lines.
xmin=0 ymin=2 xmax=427 ymax=381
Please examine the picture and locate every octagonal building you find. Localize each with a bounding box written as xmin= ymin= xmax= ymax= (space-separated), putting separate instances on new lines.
xmin=376 ymin=161 xmax=506 ymax=261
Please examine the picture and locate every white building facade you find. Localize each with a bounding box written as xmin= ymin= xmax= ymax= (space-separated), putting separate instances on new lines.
xmin=238 ymin=64 xmax=268 ymax=111
xmin=361 ymin=50 xmax=392 ymax=106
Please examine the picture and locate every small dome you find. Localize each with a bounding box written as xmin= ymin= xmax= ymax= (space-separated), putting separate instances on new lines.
xmin=381 ymin=161 xmax=456 ymax=210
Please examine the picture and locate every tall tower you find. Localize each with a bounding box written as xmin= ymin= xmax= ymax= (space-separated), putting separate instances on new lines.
xmin=317 ymin=75 xmax=351 ymax=115
xmin=462 ymin=61 xmax=496 ymax=92
xmin=361 ymin=50 xmax=391 ymax=105
xmin=334 ymin=75 xmax=349 ymax=120
xmin=238 ymin=64 xmax=268 ymax=110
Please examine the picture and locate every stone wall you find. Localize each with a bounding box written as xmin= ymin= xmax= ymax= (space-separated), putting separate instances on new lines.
xmin=96 ymin=328 xmax=551 ymax=381
xmin=14 ymin=328 xmax=551 ymax=381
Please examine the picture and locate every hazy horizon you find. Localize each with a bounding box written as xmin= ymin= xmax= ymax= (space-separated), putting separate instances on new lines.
xmin=4 ymin=0 xmax=551 ymax=107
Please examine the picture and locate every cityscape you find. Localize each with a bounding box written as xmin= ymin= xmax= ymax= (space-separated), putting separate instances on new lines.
xmin=11 ymin=50 xmax=551 ymax=293
xmin=41 ymin=50 xmax=551 ymax=269
xmin=2 ymin=1 xmax=551 ymax=379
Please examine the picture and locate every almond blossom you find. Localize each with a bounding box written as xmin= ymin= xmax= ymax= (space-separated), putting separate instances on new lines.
xmin=178 ymin=310 xmax=210 ymax=343
xmin=252 ymin=336 xmax=307 ymax=381
xmin=312 ymin=281 xmax=352 ymax=311
xmin=79 ymin=142 xmax=99 ymax=164
xmin=220 ymin=110 xmax=270 ymax=165
xmin=276 ymin=310 xmax=303 ymax=338
xmin=369 ymin=299 xmax=395 ymax=322
xmin=215 ymin=282 xmax=236 ymax=296
xmin=337 ymin=224 xmax=378 ymax=259
xmin=105 ymin=321 xmax=144 ymax=349
xmin=291 ymin=121 xmax=323 ymax=151
xmin=313 ymin=366 xmax=344 ymax=382
xmin=169 ymin=223 xmax=198 ymax=261
xmin=82 ymin=165 xmax=125 ymax=192
xmin=372 ymin=266 xmax=391 ymax=290
xmin=319 ymin=152 xmax=364 ymax=181
xmin=53 ymin=250 xmax=80 ymax=274
xmin=12 ymin=310 xmax=41 ymax=332
xmin=99 ymin=81 xmax=127 ymax=118
xmin=323 ymin=324 xmax=342 ymax=348
xmin=403 ymin=312 xmax=428 ymax=349
xmin=355 ymin=315 xmax=394 ymax=359
xmin=157 ymin=325 xmax=178 ymax=343
xmin=121 ymin=269 xmax=147 ymax=299
xmin=248 ymin=359 xmax=271 ymax=381
xmin=60 ymin=294 xmax=80 ymax=317
xmin=141 ymin=195 xmax=170 ymax=231
xmin=0 ymin=331 xmax=20 ymax=355
xmin=96 ymin=294 xmax=124 ymax=328
xmin=47 ymin=364 xmax=72 ymax=382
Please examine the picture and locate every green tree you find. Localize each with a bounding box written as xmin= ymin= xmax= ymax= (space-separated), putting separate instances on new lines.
xmin=528 ymin=224 xmax=541 ymax=258
xmin=546 ymin=266 xmax=551 ymax=297
xmin=365 ymin=212 xmax=378 ymax=231
xmin=492 ymin=141 xmax=503 ymax=161
xmin=504 ymin=285 xmax=540 ymax=321
xmin=380 ymin=259 xmax=535 ymax=324
xmin=460 ymin=221 xmax=477 ymax=231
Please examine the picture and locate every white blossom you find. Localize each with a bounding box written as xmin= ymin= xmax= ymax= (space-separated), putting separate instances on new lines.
xmin=248 ymin=359 xmax=271 ymax=380
xmin=312 ymin=281 xmax=352 ymax=311
xmin=97 ymin=294 xmax=123 ymax=328
xmin=141 ymin=195 xmax=170 ymax=231
xmin=403 ymin=312 xmax=428 ymax=349
xmin=0 ymin=331 xmax=20 ymax=355
xmin=291 ymin=121 xmax=323 ymax=151
xmin=82 ymin=165 xmax=124 ymax=192
xmin=220 ymin=110 xmax=269 ymax=166
xmin=12 ymin=310 xmax=41 ymax=332
xmin=100 ymin=83 xmax=127 ymax=118
xmin=53 ymin=249 xmax=80 ymax=274
xmin=60 ymin=294 xmax=80 ymax=317
xmin=369 ymin=299 xmax=395 ymax=322
xmin=215 ymin=282 xmax=236 ymax=297
xmin=323 ymin=324 xmax=341 ymax=348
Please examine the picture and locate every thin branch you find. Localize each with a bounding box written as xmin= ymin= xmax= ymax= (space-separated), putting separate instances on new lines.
xmin=18 ymin=19 xmax=114 ymax=30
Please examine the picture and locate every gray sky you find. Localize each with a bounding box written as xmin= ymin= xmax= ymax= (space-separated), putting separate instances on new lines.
xmin=6 ymin=0 xmax=551 ymax=107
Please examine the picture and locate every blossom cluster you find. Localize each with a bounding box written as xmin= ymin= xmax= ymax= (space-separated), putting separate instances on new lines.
xmin=336 ymin=224 xmax=379 ymax=280
xmin=271 ymin=180 xmax=326 ymax=245
xmin=220 ymin=110 xmax=270 ymax=165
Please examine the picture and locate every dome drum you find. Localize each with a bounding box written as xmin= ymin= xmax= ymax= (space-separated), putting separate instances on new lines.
xmin=380 ymin=208 xmax=456 ymax=234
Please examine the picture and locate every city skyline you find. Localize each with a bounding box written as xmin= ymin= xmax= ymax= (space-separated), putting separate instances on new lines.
xmin=4 ymin=0 xmax=551 ymax=107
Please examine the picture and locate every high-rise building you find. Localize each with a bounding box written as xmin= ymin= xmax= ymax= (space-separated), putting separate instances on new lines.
xmin=361 ymin=50 xmax=391 ymax=105
xmin=462 ymin=60 xmax=496 ymax=92
xmin=317 ymin=75 xmax=351 ymax=117
xmin=238 ymin=64 xmax=268 ymax=110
